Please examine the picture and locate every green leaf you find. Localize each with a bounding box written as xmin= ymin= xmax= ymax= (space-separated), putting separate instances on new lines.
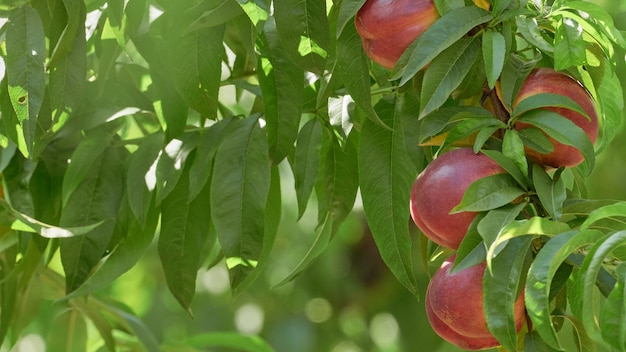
xmin=516 ymin=16 xmax=554 ymax=53
xmin=257 ymin=18 xmax=304 ymax=164
xmin=578 ymin=231 xmax=626 ymax=345
xmin=47 ymin=310 xmax=87 ymax=352
xmin=60 ymin=148 xmax=123 ymax=293
xmin=557 ymin=1 xmax=626 ymax=48
xmin=595 ymin=65 xmax=624 ymax=154
xmin=481 ymin=149 xmax=530 ymax=190
xmin=525 ymin=229 xmax=605 ymax=350
xmin=533 ymin=165 xmax=566 ymax=221
xmin=438 ymin=116 xmax=504 ymax=153
xmin=155 ymin=132 xmax=201 ymax=204
xmin=336 ymin=0 xmax=366 ymax=38
xmin=487 ymin=217 xmax=571 ymax=262
xmin=126 ymin=132 xmax=164 ymax=227
xmin=211 ymin=115 xmax=271 ymax=291
xmin=188 ymin=118 xmax=233 ymax=201
xmin=498 ymin=53 xmax=541 ymax=109
xmin=48 ymin=1 xmax=86 ymax=129
xmin=418 ymin=106 xmax=493 ymax=141
xmin=62 ymin=127 xmax=118 ymax=208
xmin=169 ymin=25 xmax=225 ymax=120
xmin=600 ymin=262 xmax=626 ymax=351
xmin=64 ymin=197 xmax=159 ymax=299
xmin=484 ymin=236 xmax=532 ymax=352
xmin=359 ymin=97 xmax=419 ymax=297
xmin=420 ymin=37 xmax=480 ymax=118
xmin=273 ymin=0 xmax=329 ymax=74
xmin=233 ymin=166 xmax=281 ymax=297
xmin=580 ymin=202 xmax=626 ymax=231
xmin=524 ymin=330 xmax=561 ymax=352
xmin=6 ymin=6 xmax=46 ymax=157
xmin=554 ymin=16 xmax=586 ymax=71
xmin=159 ymin=158 xmax=212 ymax=313
xmin=394 ymin=6 xmax=492 ymax=85
xmin=105 ymin=303 xmax=160 ymax=352
xmin=236 ymin=0 xmax=269 ymax=28
xmin=477 ymin=202 xmax=526 ymax=249
xmin=293 ymin=118 xmax=323 ymax=219
xmin=511 ymin=93 xmax=590 ymax=120
xmin=451 ymin=174 xmax=525 ymax=213
xmin=452 ymin=213 xmax=488 ymax=273
xmin=518 ymin=127 xmax=554 ymax=154
xmin=502 ymin=129 xmax=529 ymax=179
xmin=554 ymin=314 xmax=596 ymax=352
xmin=182 ymin=332 xmax=275 ymax=352
xmin=482 ymin=29 xmax=506 ymax=89
xmin=336 ymin=20 xmax=387 ymax=129
xmin=518 ymin=110 xmax=595 ymax=171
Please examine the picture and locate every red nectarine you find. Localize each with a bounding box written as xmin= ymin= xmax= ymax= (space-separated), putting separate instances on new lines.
xmin=426 ymin=256 xmax=526 ymax=350
xmin=410 ymin=148 xmax=505 ymax=249
xmin=355 ymin=0 xmax=439 ymax=69
xmin=513 ymin=68 xmax=598 ymax=168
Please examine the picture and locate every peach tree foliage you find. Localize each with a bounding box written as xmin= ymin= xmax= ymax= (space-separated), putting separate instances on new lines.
xmin=0 ymin=0 xmax=624 ymax=350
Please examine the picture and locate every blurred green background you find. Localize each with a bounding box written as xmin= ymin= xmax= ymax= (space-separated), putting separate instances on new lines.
xmin=5 ymin=1 xmax=626 ymax=352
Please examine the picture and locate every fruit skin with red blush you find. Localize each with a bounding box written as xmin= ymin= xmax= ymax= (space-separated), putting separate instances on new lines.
xmin=410 ymin=148 xmax=505 ymax=249
xmin=425 ymin=255 xmax=526 ymax=350
xmin=513 ymin=68 xmax=599 ymax=168
xmin=355 ymin=0 xmax=439 ymax=69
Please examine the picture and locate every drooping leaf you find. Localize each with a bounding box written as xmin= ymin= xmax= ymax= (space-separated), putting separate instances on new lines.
xmin=511 ymin=93 xmax=590 ymax=120
xmin=394 ymin=6 xmax=492 ymax=85
xmin=525 ymin=229 xmax=605 ymax=350
xmin=498 ymin=53 xmax=541 ymax=110
xmin=6 ymin=6 xmax=46 ymax=157
xmin=336 ymin=0 xmax=366 ymax=38
xmin=484 ymin=236 xmax=532 ymax=352
xmin=168 ymin=25 xmax=225 ymax=120
xmin=600 ymin=262 xmax=626 ymax=351
xmin=273 ymin=0 xmax=329 ymax=74
xmin=482 ymin=29 xmax=506 ymax=89
xmin=595 ymin=65 xmax=624 ymax=154
xmin=517 ymin=110 xmax=595 ymax=171
xmin=502 ymin=129 xmax=529 ymax=179
xmin=419 ymin=37 xmax=480 ymax=118
xmin=524 ymin=330 xmax=561 ymax=352
xmin=60 ymin=148 xmax=123 ymax=293
xmin=154 ymin=132 xmax=201 ymax=204
xmin=477 ymin=202 xmax=527 ymax=249
xmin=210 ymin=115 xmax=271 ymax=291
xmin=554 ymin=16 xmax=586 ymax=71
xmin=126 ymin=132 xmax=164 ymax=227
xmin=293 ymin=118 xmax=323 ymax=219
xmin=451 ymin=174 xmax=525 ymax=213
xmin=359 ymin=97 xmax=419 ymax=297
xmin=481 ymin=149 xmax=530 ymax=191
xmin=516 ymin=16 xmax=554 ymax=53
xmin=257 ymin=18 xmax=304 ymax=165
xmin=578 ymin=231 xmax=626 ymax=344
xmin=336 ymin=20 xmax=387 ymax=129
xmin=533 ymin=165 xmax=566 ymax=220
xmin=64 ymin=197 xmax=159 ymax=299
xmin=159 ymin=157 xmax=212 ymax=313
xmin=557 ymin=1 xmax=626 ymax=48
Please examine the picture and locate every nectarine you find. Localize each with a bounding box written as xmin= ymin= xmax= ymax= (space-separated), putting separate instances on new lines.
xmin=513 ymin=68 xmax=598 ymax=168
xmin=410 ymin=148 xmax=505 ymax=249
xmin=355 ymin=0 xmax=439 ymax=69
xmin=426 ymin=256 xmax=526 ymax=350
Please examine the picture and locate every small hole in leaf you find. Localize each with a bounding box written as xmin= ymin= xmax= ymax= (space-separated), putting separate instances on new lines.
xmin=17 ymin=96 xmax=27 ymax=104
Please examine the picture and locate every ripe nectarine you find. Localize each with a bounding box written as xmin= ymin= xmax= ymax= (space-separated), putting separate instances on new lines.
xmin=355 ymin=0 xmax=439 ymax=69
xmin=410 ymin=148 xmax=505 ymax=249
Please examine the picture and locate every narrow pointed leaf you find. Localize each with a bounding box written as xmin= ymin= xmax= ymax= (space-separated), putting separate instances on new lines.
xmin=211 ymin=116 xmax=271 ymax=291
xmin=159 ymin=160 xmax=211 ymax=313
xmin=484 ymin=236 xmax=532 ymax=352
xmin=257 ymin=18 xmax=303 ymax=164
xmin=47 ymin=310 xmax=87 ymax=352
xmin=359 ymin=97 xmax=419 ymax=297
xmin=482 ymin=29 xmax=506 ymax=89
xmin=525 ymin=229 xmax=605 ymax=350
xmin=394 ymin=6 xmax=492 ymax=85
xmin=600 ymin=262 xmax=626 ymax=351
xmin=60 ymin=148 xmax=123 ymax=293
xmin=294 ymin=118 xmax=323 ymax=219
xmin=127 ymin=132 xmax=164 ymax=226
xmin=6 ymin=6 xmax=46 ymax=157
xmin=533 ymin=165 xmax=566 ymax=220
xmin=554 ymin=16 xmax=586 ymax=70
xmin=452 ymin=174 xmax=525 ymax=213
xmin=420 ymin=37 xmax=480 ymax=118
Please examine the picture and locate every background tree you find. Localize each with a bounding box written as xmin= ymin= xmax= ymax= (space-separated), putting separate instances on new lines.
xmin=0 ymin=0 xmax=625 ymax=351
